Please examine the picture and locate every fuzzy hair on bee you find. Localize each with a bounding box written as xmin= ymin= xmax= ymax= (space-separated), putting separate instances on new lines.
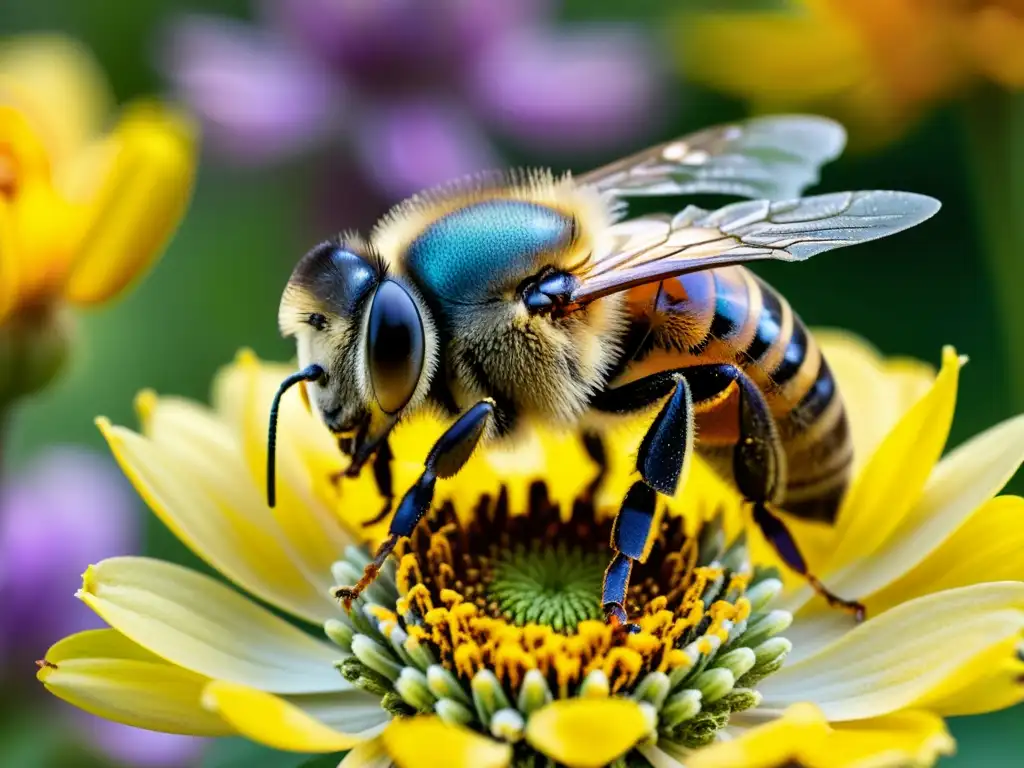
xmin=268 ymin=114 xmax=942 ymax=629
xmin=366 ymin=168 xmax=629 ymax=430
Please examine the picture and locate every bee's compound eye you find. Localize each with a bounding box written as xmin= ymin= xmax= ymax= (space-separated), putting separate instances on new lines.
xmin=366 ymin=280 xmax=424 ymax=414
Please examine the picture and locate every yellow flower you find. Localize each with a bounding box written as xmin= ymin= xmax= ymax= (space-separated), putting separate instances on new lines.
xmin=38 ymin=333 xmax=1024 ymax=767
xmin=0 ymin=35 xmax=196 ymax=401
xmin=675 ymin=0 xmax=1024 ymax=144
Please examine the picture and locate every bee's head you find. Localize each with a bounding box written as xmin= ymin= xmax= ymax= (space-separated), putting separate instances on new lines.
xmin=268 ymin=237 xmax=435 ymax=506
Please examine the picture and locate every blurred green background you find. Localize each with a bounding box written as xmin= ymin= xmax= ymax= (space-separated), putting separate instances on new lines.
xmin=2 ymin=0 xmax=1022 ymax=766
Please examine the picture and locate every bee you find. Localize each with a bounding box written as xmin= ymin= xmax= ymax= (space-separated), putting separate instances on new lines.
xmin=268 ymin=115 xmax=939 ymax=628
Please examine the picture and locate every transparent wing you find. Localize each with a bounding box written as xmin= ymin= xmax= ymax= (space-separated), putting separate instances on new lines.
xmin=567 ymin=191 xmax=940 ymax=306
xmin=579 ymin=115 xmax=846 ymax=202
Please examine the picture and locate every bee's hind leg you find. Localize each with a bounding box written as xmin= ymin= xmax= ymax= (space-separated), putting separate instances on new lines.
xmin=333 ymin=400 xmax=495 ymax=609
xmin=686 ymin=363 xmax=866 ymax=622
xmin=593 ymin=375 xmax=695 ymax=632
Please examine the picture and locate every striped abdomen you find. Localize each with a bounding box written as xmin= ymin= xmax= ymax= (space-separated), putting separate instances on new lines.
xmin=616 ymin=266 xmax=852 ymax=522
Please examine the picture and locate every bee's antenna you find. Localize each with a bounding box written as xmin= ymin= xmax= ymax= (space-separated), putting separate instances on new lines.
xmin=268 ymin=364 xmax=325 ymax=508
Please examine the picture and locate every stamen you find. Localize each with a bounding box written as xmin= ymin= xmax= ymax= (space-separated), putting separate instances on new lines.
xmin=325 ymin=481 xmax=793 ymax=758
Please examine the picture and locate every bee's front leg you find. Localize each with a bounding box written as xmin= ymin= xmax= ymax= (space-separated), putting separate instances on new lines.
xmin=580 ymin=431 xmax=608 ymax=501
xmin=593 ymin=375 xmax=695 ymax=632
xmin=328 ymin=433 xmax=395 ymax=527
xmin=333 ymin=400 xmax=495 ymax=609
xmin=360 ymin=440 xmax=395 ymax=527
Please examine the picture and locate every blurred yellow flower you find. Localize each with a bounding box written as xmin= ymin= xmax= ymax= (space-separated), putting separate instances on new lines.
xmin=676 ymin=0 xmax=1024 ymax=144
xmin=0 ymin=35 xmax=195 ymax=402
xmin=37 ymin=333 xmax=1024 ymax=767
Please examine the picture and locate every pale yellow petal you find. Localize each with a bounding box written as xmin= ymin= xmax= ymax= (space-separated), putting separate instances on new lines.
xmin=381 ymin=716 xmax=512 ymax=768
xmin=64 ymin=102 xmax=196 ymax=306
xmin=77 ymin=556 xmax=345 ymax=694
xmin=815 ymin=330 xmax=935 ymax=465
xmin=802 ymin=710 xmax=954 ymax=768
xmin=211 ymin=349 xmax=256 ymax=434
xmin=911 ymin=631 xmax=1024 ymax=716
xmin=761 ymin=582 xmax=1024 ymax=719
xmin=713 ymin=707 xmax=954 ymax=768
xmin=235 ymin=351 xmax=361 ymax=563
xmin=202 ymin=681 xmax=372 ymax=753
xmin=525 ymin=698 xmax=650 ymax=768
xmin=824 ymin=346 xmax=961 ymax=575
xmin=829 ymin=414 xmax=1024 ymax=600
xmin=38 ymin=629 xmax=231 ymax=737
xmin=815 ymin=331 xmax=900 ymax=462
xmin=339 ymin=738 xmax=391 ymax=768
xmin=0 ymin=34 xmax=112 ymax=164
xmin=866 ymin=496 xmax=1024 ymax=613
xmin=882 ymin=358 xmax=938 ymax=416
xmin=99 ymin=395 xmax=336 ymax=623
xmin=687 ymin=703 xmax=829 ymax=768
xmin=786 ymin=497 xmax=1024 ymax=663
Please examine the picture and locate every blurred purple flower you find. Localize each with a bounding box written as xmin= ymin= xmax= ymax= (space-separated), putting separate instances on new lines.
xmin=0 ymin=447 xmax=204 ymax=767
xmin=161 ymin=0 xmax=665 ymax=205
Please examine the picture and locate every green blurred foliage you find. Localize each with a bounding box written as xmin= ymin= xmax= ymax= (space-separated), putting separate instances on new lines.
xmin=1 ymin=1 xmax=1021 ymax=766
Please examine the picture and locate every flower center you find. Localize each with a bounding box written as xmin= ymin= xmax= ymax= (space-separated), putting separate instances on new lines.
xmin=324 ymin=481 xmax=794 ymax=757
xmin=486 ymin=543 xmax=604 ymax=631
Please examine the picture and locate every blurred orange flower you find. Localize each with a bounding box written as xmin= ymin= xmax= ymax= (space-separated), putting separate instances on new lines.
xmin=0 ymin=36 xmax=196 ymax=402
xmin=676 ymin=0 xmax=1024 ymax=144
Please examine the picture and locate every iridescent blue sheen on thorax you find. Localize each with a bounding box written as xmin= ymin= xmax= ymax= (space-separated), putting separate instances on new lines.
xmin=405 ymin=200 xmax=574 ymax=304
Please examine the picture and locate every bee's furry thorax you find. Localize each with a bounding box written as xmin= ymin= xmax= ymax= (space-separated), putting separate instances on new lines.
xmin=366 ymin=168 xmax=629 ymax=429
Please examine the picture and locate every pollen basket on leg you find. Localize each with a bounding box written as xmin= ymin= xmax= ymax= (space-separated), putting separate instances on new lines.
xmin=325 ymin=478 xmax=794 ymax=753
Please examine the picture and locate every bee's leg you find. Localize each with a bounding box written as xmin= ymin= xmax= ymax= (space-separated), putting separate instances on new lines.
xmin=328 ymin=435 xmax=355 ymax=487
xmin=684 ymin=363 xmax=865 ymax=621
xmin=329 ymin=434 xmax=394 ymax=526
xmin=581 ymin=430 xmax=608 ymax=500
xmin=333 ymin=400 xmax=495 ymax=609
xmin=595 ymin=375 xmax=695 ymax=631
xmin=360 ymin=438 xmax=394 ymax=527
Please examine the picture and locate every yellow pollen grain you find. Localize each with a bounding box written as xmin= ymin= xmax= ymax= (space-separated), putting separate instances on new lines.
xmin=407 ymin=625 xmax=430 ymax=643
xmin=626 ymin=633 xmax=663 ymax=657
xmin=645 ymin=596 xmax=670 ymax=614
xmin=602 ymin=648 xmax=643 ymax=693
xmin=727 ymin=572 xmax=752 ymax=593
xmin=427 ymin=531 xmax=454 ymax=567
xmin=405 ymin=583 xmax=434 ymax=616
xmin=440 ymin=589 xmax=463 ymax=607
xmin=366 ymin=605 xmax=398 ymax=624
xmin=735 ymin=597 xmax=752 ymax=622
xmin=554 ymin=654 xmax=582 ymax=698
xmin=525 ymin=624 xmax=554 ymax=649
xmin=665 ymin=649 xmax=693 ymax=671
xmin=495 ymin=644 xmax=536 ymax=690
xmin=454 ymin=643 xmax=484 ymax=679
xmin=639 ymin=609 xmax=675 ymax=636
xmin=435 ymin=562 xmax=457 ymax=590
xmin=396 ymin=554 xmax=423 ymax=595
